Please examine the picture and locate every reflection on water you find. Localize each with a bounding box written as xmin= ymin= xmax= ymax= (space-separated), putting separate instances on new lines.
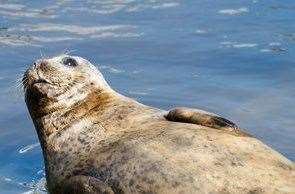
xmin=0 ymin=0 xmax=294 ymax=193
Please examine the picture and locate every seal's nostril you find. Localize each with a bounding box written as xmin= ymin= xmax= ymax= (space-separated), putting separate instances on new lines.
xmin=40 ymin=61 xmax=48 ymax=66
xmin=37 ymin=60 xmax=48 ymax=68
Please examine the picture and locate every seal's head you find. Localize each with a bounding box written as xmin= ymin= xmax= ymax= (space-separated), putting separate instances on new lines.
xmin=23 ymin=55 xmax=111 ymax=119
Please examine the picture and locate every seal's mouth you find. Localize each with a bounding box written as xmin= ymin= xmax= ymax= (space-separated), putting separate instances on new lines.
xmin=32 ymin=78 xmax=51 ymax=85
xmin=22 ymin=74 xmax=53 ymax=92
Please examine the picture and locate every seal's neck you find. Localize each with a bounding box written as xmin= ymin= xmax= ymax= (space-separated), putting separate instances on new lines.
xmin=28 ymin=86 xmax=116 ymax=148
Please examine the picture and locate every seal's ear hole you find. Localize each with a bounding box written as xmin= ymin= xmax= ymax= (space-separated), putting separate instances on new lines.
xmin=62 ymin=57 xmax=78 ymax=67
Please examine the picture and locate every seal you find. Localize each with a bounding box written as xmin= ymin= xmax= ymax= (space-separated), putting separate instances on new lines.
xmin=23 ymin=55 xmax=295 ymax=194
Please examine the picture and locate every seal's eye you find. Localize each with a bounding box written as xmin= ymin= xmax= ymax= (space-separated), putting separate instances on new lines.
xmin=62 ymin=57 xmax=78 ymax=67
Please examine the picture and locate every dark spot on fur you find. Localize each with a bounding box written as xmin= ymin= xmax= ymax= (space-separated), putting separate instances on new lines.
xmin=248 ymin=188 xmax=264 ymax=194
xmin=172 ymin=181 xmax=181 ymax=188
xmin=72 ymin=169 xmax=83 ymax=176
xmin=129 ymin=179 xmax=135 ymax=187
xmin=277 ymin=161 xmax=293 ymax=170
xmin=142 ymin=177 xmax=155 ymax=185
xmin=171 ymin=135 xmax=194 ymax=147
xmin=214 ymin=161 xmax=224 ymax=166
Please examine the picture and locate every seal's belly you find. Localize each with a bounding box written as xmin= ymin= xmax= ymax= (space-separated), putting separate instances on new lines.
xmin=87 ymin=124 xmax=203 ymax=193
xmin=47 ymin=118 xmax=294 ymax=193
xmin=83 ymin=121 xmax=294 ymax=193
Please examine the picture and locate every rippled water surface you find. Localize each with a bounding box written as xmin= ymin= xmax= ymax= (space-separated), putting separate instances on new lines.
xmin=0 ymin=0 xmax=294 ymax=193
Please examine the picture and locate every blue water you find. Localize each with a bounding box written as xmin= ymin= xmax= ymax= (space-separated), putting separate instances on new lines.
xmin=0 ymin=0 xmax=294 ymax=193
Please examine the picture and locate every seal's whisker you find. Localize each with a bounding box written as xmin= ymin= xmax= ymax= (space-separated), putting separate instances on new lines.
xmin=15 ymin=76 xmax=25 ymax=89
xmin=40 ymin=50 xmax=44 ymax=59
xmin=18 ymin=68 xmax=27 ymax=73
xmin=12 ymin=67 xmax=30 ymax=97
xmin=62 ymin=48 xmax=68 ymax=55
xmin=15 ymin=69 xmax=27 ymax=88
xmin=15 ymin=81 xmax=23 ymax=90
xmin=8 ymin=75 xmax=27 ymax=99
xmin=64 ymin=49 xmax=76 ymax=55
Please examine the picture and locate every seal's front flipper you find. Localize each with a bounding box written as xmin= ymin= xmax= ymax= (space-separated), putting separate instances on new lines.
xmin=62 ymin=175 xmax=114 ymax=194
xmin=165 ymin=107 xmax=250 ymax=136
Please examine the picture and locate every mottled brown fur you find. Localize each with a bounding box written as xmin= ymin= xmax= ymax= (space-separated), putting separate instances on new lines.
xmin=23 ymin=55 xmax=295 ymax=194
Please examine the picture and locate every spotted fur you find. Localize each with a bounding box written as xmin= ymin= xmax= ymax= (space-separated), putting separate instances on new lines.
xmin=23 ymin=55 xmax=295 ymax=194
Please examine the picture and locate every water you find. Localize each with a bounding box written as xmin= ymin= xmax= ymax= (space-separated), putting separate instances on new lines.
xmin=0 ymin=0 xmax=294 ymax=193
